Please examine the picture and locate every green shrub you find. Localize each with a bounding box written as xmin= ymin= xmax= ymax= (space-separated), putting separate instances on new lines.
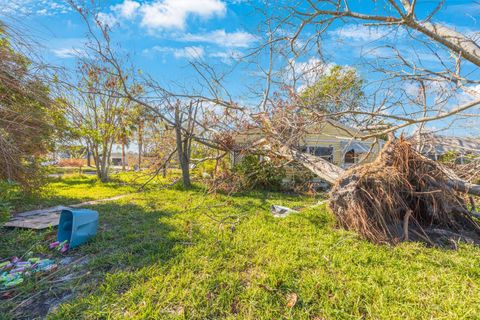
xmin=233 ymin=155 xmax=285 ymax=191
xmin=284 ymin=163 xmax=318 ymax=193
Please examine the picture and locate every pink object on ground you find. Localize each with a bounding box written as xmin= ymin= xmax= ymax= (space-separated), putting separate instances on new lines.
xmin=49 ymin=241 xmax=60 ymax=249
xmin=59 ymin=243 xmax=69 ymax=253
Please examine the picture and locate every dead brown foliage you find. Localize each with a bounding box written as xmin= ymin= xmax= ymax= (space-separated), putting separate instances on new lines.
xmin=330 ymin=137 xmax=480 ymax=245
xmin=57 ymin=159 xmax=86 ymax=167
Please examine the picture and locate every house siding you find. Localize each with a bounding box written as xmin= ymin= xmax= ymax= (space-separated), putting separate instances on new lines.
xmin=232 ymin=120 xmax=383 ymax=183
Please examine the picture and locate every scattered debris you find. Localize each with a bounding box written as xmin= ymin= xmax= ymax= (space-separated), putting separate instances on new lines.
xmin=49 ymin=240 xmax=70 ymax=254
xmin=59 ymin=256 xmax=75 ymax=266
xmin=286 ymin=292 xmax=298 ymax=308
xmin=0 ymin=257 xmax=57 ymax=289
xmin=57 ymin=209 xmax=98 ymax=249
xmin=46 ymin=293 xmax=73 ymax=315
xmin=4 ymin=206 xmax=70 ymax=229
xmin=270 ymin=205 xmax=298 ymax=218
xmin=309 ymin=200 xmax=329 ymax=208
xmin=3 ymin=194 xmax=125 ymax=229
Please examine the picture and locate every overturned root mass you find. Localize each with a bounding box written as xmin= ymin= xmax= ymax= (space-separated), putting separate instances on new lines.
xmin=330 ymin=138 xmax=480 ymax=245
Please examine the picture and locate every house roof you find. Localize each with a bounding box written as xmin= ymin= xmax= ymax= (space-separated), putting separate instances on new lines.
xmin=411 ymin=132 xmax=480 ymax=155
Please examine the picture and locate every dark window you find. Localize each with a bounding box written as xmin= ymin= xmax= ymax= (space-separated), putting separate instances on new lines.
xmin=313 ymin=147 xmax=333 ymax=157
xmin=344 ymin=149 xmax=356 ymax=164
xmin=299 ymin=146 xmax=334 ymax=162
xmin=312 ymin=146 xmax=334 ymax=162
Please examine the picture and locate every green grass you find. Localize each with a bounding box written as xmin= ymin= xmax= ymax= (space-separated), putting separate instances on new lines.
xmin=1 ymin=174 xmax=480 ymax=319
xmin=5 ymin=172 xmax=147 ymax=213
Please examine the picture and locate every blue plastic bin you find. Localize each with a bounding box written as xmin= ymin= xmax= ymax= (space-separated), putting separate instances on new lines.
xmin=57 ymin=209 xmax=99 ymax=249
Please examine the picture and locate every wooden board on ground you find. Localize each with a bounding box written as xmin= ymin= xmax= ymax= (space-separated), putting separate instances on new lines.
xmin=4 ymin=206 xmax=70 ymax=229
xmin=3 ymin=194 xmax=130 ymax=229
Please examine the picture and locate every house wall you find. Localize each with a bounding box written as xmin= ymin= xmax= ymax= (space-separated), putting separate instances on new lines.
xmin=233 ymin=121 xmax=382 ymax=168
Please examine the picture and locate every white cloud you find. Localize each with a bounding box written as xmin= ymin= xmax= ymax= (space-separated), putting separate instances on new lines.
xmin=404 ymin=81 xmax=480 ymax=109
xmin=445 ymin=3 xmax=480 ymax=15
xmin=147 ymin=45 xmax=205 ymax=60
xmin=37 ymin=8 xmax=48 ymax=15
xmin=112 ymin=0 xmax=140 ymax=19
xmin=50 ymin=37 xmax=88 ymax=59
xmin=139 ymin=0 xmax=226 ymax=30
xmin=209 ymin=50 xmax=241 ymax=64
xmin=288 ymin=58 xmax=336 ymax=89
xmin=175 ymin=46 xmax=205 ymax=59
xmin=181 ymin=29 xmax=257 ymax=48
xmin=0 ymin=0 xmax=71 ymax=16
xmin=52 ymin=48 xmax=81 ymax=59
xmin=457 ymin=84 xmax=480 ymax=104
xmin=96 ymin=12 xmax=118 ymax=27
xmin=330 ymin=24 xmax=404 ymax=42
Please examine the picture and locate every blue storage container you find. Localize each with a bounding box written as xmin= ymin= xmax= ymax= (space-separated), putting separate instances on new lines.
xmin=57 ymin=209 xmax=99 ymax=249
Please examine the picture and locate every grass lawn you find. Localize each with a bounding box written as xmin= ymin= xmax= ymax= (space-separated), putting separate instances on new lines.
xmin=1 ymin=174 xmax=480 ymax=319
xmin=4 ymin=173 xmax=140 ymax=214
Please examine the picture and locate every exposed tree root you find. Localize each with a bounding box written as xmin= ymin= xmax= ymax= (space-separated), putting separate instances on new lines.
xmin=329 ymin=137 xmax=480 ymax=245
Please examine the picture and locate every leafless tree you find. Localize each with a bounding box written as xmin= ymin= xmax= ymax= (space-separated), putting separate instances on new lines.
xmin=63 ymin=62 xmax=133 ymax=182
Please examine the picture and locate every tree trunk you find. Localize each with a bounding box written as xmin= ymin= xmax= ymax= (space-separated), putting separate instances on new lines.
xmin=178 ymin=151 xmax=191 ymax=188
xmin=275 ymin=144 xmax=344 ymax=184
xmin=176 ymin=134 xmax=191 ymax=188
xmin=99 ymin=166 xmax=108 ymax=182
xmin=175 ymin=103 xmax=191 ymax=189
xmin=96 ymin=141 xmax=111 ymax=183
xmin=86 ymin=146 xmax=91 ymax=167
xmin=162 ymin=165 xmax=167 ymax=178
xmin=213 ymin=150 xmax=220 ymax=179
xmin=122 ymin=142 xmax=126 ymax=171
xmin=138 ymin=119 xmax=144 ymax=170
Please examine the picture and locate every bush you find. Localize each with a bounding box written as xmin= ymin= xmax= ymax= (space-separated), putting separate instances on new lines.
xmin=233 ymin=155 xmax=285 ymax=191
xmin=284 ymin=163 xmax=318 ymax=194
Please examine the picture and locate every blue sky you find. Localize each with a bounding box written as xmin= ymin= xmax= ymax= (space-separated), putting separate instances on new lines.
xmin=1 ymin=0 xmax=262 ymax=90
xmin=1 ymin=1 xmax=478 ymax=88
xmin=1 ymin=0 xmax=480 ymax=136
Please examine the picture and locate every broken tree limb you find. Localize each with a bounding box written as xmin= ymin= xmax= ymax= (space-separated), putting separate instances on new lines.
xmin=408 ymin=21 xmax=480 ymax=68
xmin=274 ymin=145 xmax=345 ymax=185
xmin=446 ymin=179 xmax=480 ymax=197
xmin=403 ymin=210 xmax=412 ymax=241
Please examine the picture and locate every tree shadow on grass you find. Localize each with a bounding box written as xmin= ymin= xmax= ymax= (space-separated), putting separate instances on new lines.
xmin=1 ymin=201 xmax=188 ymax=319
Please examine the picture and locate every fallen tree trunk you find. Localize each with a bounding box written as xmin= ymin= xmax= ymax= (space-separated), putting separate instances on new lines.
xmin=275 ymin=145 xmax=345 ymax=184
xmin=275 ymin=137 xmax=480 ymax=245
xmin=277 ymin=138 xmax=480 ymax=197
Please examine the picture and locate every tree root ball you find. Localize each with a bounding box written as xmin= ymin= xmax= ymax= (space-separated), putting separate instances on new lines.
xmin=329 ymin=138 xmax=480 ymax=246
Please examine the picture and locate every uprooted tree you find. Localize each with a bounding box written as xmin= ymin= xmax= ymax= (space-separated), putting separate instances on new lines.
xmin=246 ymin=0 xmax=480 ymax=245
xmin=68 ymin=0 xmax=480 ymax=245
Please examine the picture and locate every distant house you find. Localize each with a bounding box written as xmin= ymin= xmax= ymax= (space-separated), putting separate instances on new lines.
xmin=92 ymin=150 xmax=141 ymax=168
xmin=411 ymin=131 xmax=480 ymax=164
xmin=232 ymin=119 xmax=384 ymax=181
